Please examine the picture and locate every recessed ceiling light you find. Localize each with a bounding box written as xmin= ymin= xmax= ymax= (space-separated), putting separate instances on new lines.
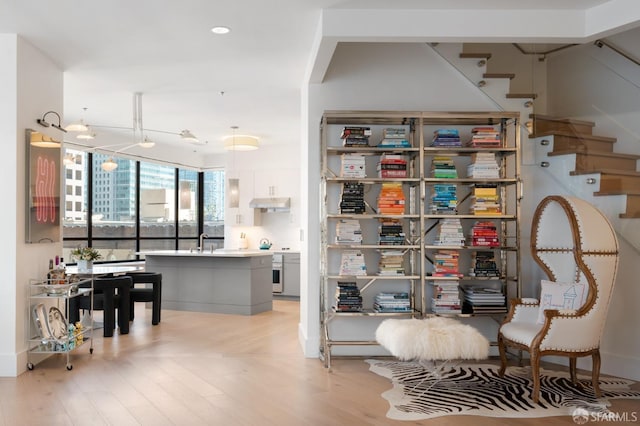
xmin=211 ymin=26 xmax=230 ymax=35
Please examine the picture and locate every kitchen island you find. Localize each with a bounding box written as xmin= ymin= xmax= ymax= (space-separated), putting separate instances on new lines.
xmin=139 ymin=250 xmax=272 ymax=315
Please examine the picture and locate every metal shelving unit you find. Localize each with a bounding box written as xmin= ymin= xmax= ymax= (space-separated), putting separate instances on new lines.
xmin=319 ymin=110 xmax=522 ymax=368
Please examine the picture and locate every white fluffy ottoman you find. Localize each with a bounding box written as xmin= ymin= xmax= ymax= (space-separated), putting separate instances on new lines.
xmin=376 ymin=317 xmax=490 ymax=362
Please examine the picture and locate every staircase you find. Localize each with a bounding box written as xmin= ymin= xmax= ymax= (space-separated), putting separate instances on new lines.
xmin=432 ymin=43 xmax=640 ymax=220
xmin=531 ymin=114 xmax=640 ymax=218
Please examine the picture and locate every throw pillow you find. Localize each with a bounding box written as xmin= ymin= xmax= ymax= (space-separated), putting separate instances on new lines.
xmin=537 ymin=279 xmax=588 ymax=324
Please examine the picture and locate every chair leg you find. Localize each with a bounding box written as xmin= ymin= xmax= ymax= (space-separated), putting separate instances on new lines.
xmin=530 ymin=349 xmax=541 ymax=404
xmin=498 ymin=333 xmax=508 ymax=377
xmin=118 ymin=285 xmax=130 ymax=334
xmin=102 ymin=288 xmax=116 ymax=338
xmin=129 ymin=297 xmax=136 ymax=321
xmin=569 ymin=356 xmax=577 ymax=384
xmin=592 ymin=350 xmax=602 ymax=397
xmin=152 ymin=284 xmax=160 ymax=325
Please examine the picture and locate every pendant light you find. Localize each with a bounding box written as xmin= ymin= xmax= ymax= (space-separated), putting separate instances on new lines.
xmin=224 ymin=127 xmax=259 ymax=151
xmin=65 ymin=107 xmax=89 ymax=132
xmin=101 ymin=157 xmax=118 ymax=172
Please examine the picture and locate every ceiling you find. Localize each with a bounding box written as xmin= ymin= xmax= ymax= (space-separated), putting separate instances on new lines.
xmin=1 ymin=0 xmax=635 ymax=169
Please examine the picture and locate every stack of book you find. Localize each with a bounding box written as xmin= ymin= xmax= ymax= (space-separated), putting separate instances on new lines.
xmin=377 ymin=250 xmax=405 ymax=275
xmin=469 ymin=251 xmax=500 ymax=277
xmin=470 ymin=184 xmax=501 ymax=215
xmin=377 ymin=154 xmax=407 ymax=178
xmin=434 ymin=218 xmax=465 ymax=246
xmin=432 ymin=129 xmax=462 ymax=147
xmin=431 ymin=280 xmax=462 ymax=314
xmin=341 ymin=126 xmax=371 ymax=147
xmin=339 ymin=250 xmax=367 ymax=276
xmin=377 ymin=182 xmax=405 ymax=214
xmin=467 ymin=127 xmax=501 ymax=148
xmin=373 ymin=292 xmax=411 ymax=313
xmin=467 ymin=152 xmax=500 ymax=178
xmin=432 ymin=249 xmax=462 ymax=277
xmin=431 ymin=156 xmax=458 ymax=178
xmin=339 ymin=182 xmax=365 ymax=214
xmin=470 ymin=221 xmax=500 ymax=247
xmin=335 ymin=219 xmax=362 ymax=245
xmin=378 ymin=218 xmax=405 ymax=245
xmin=461 ymin=286 xmax=506 ymax=314
xmin=341 ymin=154 xmax=366 ymax=178
xmin=334 ymin=282 xmax=363 ymax=312
xmin=378 ymin=128 xmax=411 ymax=148
xmin=430 ymin=183 xmax=457 ymax=214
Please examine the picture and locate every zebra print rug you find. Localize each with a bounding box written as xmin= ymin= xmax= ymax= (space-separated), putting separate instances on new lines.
xmin=366 ymin=360 xmax=640 ymax=420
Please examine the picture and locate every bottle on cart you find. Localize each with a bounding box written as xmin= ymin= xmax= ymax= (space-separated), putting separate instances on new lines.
xmin=51 ymin=256 xmax=66 ymax=284
xmin=47 ymin=259 xmax=54 ymax=282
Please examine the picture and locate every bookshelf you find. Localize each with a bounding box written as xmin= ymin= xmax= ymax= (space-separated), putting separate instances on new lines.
xmin=319 ymin=111 xmax=521 ymax=368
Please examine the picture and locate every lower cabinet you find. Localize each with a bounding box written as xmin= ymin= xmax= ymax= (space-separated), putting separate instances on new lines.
xmin=282 ymin=253 xmax=300 ymax=297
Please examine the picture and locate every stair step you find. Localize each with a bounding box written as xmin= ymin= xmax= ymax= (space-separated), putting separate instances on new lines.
xmin=548 ymin=149 xmax=640 ymax=172
xmin=595 ymin=188 xmax=640 ymax=196
xmin=506 ymin=93 xmax=538 ymax=99
xmin=532 ymin=131 xmax=617 ymax=152
xmin=571 ymin=168 xmax=640 ymax=177
xmin=594 ymin=192 xmax=640 ymax=218
xmin=530 ymin=114 xmax=595 ymax=135
xmin=483 ymin=73 xmax=515 ymax=79
xmin=571 ymin=169 xmax=640 ymax=192
xmin=459 ymin=53 xmax=492 ymax=59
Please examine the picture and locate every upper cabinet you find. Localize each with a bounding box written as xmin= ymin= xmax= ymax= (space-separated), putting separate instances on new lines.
xmin=253 ymin=168 xmax=298 ymax=199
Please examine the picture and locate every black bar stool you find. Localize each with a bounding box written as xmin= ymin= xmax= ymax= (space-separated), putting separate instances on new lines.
xmin=125 ymin=272 xmax=162 ymax=325
xmin=69 ymin=276 xmax=131 ymax=337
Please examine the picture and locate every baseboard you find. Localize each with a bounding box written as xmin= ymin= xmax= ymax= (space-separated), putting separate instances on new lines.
xmin=298 ymin=322 xmax=320 ymax=358
xmin=543 ymin=352 xmax=640 ymax=381
xmin=600 ymin=351 xmax=640 ymax=381
xmin=0 ymin=351 xmax=20 ymax=377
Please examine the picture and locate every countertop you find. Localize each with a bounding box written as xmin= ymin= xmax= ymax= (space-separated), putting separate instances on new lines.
xmin=138 ymin=250 xmax=273 ymax=258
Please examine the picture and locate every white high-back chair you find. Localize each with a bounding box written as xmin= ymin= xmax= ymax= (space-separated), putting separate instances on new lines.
xmin=498 ymin=195 xmax=619 ymax=403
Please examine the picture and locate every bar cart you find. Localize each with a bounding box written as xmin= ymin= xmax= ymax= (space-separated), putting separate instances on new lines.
xmin=27 ymin=278 xmax=94 ymax=370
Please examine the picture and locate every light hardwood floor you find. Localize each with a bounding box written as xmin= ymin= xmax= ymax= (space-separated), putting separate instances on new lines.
xmin=2 ymin=300 xmax=638 ymax=425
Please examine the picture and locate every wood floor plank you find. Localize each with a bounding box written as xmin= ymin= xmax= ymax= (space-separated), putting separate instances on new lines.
xmin=7 ymin=301 xmax=639 ymax=425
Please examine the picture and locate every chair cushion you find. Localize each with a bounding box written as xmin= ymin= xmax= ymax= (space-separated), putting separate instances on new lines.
xmin=500 ymin=321 xmax=544 ymax=346
xmin=537 ymin=279 xmax=588 ymax=324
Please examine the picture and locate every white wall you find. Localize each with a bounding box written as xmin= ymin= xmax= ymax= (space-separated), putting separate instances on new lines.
xmin=0 ymin=35 xmax=63 ymax=376
xmin=302 ymin=42 xmax=505 ymax=357
xmin=543 ymin=36 xmax=640 ymax=380
xmin=302 ymin=40 xmax=640 ymax=380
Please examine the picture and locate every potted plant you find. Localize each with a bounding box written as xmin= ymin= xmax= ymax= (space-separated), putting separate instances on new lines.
xmin=70 ymin=247 xmax=102 ymax=272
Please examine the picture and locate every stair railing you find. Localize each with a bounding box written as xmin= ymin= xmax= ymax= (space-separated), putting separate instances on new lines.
xmin=595 ymin=39 xmax=640 ymax=68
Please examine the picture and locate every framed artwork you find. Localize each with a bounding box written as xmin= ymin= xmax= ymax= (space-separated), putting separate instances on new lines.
xmin=26 ymin=129 xmax=61 ymax=243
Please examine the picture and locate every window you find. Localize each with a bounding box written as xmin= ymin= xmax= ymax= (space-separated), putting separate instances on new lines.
xmin=62 ymin=151 xmax=225 ymax=261
xmin=92 ymin=153 xmax=136 ymax=238
xmin=178 ymin=169 xmax=198 ymax=238
xmin=203 ymin=170 xmax=225 ymax=237
xmin=140 ymin=161 xmax=175 ymax=238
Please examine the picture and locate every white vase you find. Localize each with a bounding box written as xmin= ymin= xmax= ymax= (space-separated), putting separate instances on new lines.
xmin=77 ymin=260 xmax=93 ymax=273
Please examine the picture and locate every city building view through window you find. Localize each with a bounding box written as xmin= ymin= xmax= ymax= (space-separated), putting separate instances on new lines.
xmin=62 ymin=149 xmax=225 ymax=263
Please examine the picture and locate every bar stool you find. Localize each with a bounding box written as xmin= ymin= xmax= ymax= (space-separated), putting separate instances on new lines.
xmin=125 ymin=272 xmax=162 ymax=325
xmin=69 ymin=276 xmax=131 ymax=337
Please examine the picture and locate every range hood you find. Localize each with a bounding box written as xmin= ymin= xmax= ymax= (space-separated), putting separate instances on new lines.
xmin=249 ymin=197 xmax=291 ymax=212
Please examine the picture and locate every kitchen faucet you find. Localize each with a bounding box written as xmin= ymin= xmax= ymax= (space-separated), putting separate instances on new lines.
xmin=199 ymin=233 xmax=209 ymax=252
